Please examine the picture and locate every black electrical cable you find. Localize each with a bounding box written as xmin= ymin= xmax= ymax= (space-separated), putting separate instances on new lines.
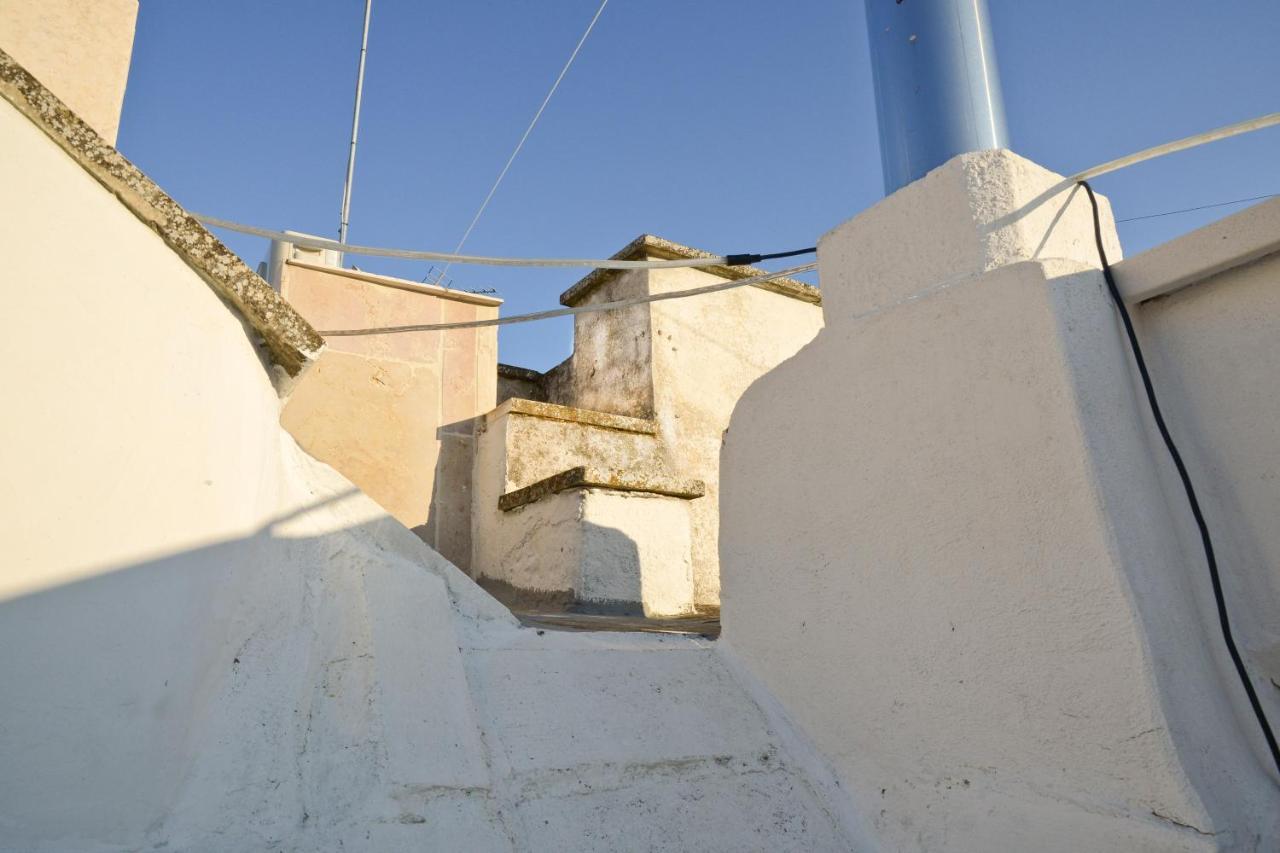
xmin=723 ymin=247 xmax=818 ymax=266
xmin=1080 ymin=180 xmax=1280 ymax=779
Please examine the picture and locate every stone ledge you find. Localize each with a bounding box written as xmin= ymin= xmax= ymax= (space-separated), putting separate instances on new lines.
xmin=499 ymin=466 xmax=705 ymax=512
xmin=0 ymin=48 xmax=323 ymax=377
xmin=287 ymin=259 xmax=503 ymax=307
xmin=559 ymin=234 xmax=822 ymax=308
xmin=497 ymin=363 xmax=544 ymax=383
xmin=485 ymin=398 xmax=656 ymax=435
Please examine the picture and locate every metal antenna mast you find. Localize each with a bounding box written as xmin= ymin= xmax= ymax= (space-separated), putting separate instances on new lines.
xmin=338 ymin=0 xmax=373 ymax=245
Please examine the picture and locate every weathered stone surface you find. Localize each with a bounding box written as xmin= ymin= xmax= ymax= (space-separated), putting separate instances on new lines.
xmin=498 ymin=465 xmax=705 ymax=512
xmin=0 ymin=48 xmax=323 ymax=377
xmin=560 ymin=234 xmax=821 ymax=308
xmin=485 ymin=397 xmax=656 ymax=435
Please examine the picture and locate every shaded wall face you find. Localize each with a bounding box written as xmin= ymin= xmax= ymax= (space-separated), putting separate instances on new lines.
xmin=567 ymin=271 xmax=654 ymax=418
xmin=0 ymin=0 xmax=137 ymax=143
xmin=279 ymin=263 xmax=498 ymax=569
xmin=1134 ymin=252 xmax=1280 ymax=722
xmin=0 ymin=91 xmax=300 ymax=846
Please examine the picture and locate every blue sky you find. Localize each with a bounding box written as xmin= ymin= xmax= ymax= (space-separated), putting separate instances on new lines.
xmin=119 ymin=0 xmax=1279 ymax=371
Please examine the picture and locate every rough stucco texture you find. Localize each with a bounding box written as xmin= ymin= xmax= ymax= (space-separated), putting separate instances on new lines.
xmin=718 ymin=150 xmax=1279 ymax=851
xmin=0 ymin=0 xmax=136 ymax=143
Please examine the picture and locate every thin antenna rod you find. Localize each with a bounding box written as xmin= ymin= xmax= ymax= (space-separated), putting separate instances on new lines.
xmin=338 ymin=0 xmax=373 ymax=245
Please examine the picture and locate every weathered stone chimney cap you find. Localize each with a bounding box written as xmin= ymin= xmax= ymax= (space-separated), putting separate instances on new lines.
xmin=559 ymin=234 xmax=821 ymax=308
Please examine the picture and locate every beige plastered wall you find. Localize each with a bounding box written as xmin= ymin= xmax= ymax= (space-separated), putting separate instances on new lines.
xmin=279 ymin=261 xmax=499 ymax=570
xmin=718 ymin=150 xmax=1280 ymax=850
xmin=0 ymin=0 xmax=136 ymax=143
xmin=646 ymin=269 xmax=823 ymax=608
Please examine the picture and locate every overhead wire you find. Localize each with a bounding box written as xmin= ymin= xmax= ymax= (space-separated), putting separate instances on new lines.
xmin=196 ymin=110 xmax=1277 ymax=274
xmin=1115 ymin=192 xmax=1280 ymax=223
xmin=193 ymin=214 xmax=815 ymax=271
xmin=318 ymin=263 xmax=817 ymax=336
xmin=430 ymin=0 xmax=610 ymax=285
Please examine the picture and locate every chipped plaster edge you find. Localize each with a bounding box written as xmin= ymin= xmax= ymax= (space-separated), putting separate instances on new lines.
xmin=0 ymin=47 xmax=324 ymax=381
xmin=484 ymin=397 xmax=657 ymax=435
xmin=498 ymin=465 xmax=706 ymax=512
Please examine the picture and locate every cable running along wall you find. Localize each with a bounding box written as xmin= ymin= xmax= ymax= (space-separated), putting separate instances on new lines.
xmin=1081 ymin=181 xmax=1280 ymax=778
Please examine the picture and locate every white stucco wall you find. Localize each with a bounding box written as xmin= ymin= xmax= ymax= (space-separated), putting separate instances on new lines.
xmin=0 ymin=91 xmax=859 ymax=851
xmin=718 ymin=150 xmax=1280 ymax=850
xmin=1126 ymin=226 xmax=1280 ymax=743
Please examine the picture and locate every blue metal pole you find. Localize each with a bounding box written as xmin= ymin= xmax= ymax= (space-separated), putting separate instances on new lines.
xmin=865 ymin=0 xmax=1009 ymax=194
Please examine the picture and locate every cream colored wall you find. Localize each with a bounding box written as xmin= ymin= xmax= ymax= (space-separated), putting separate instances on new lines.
xmin=0 ymin=0 xmax=136 ymax=143
xmin=718 ymin=150 xmax=1279 ymax=850
xmin=279 ymin=261 xmax=498 ymax=569
xmin=0 ymin=89 xmax=316 ymax=844
xmin=647 ymin=270 xmax=823 ymax=608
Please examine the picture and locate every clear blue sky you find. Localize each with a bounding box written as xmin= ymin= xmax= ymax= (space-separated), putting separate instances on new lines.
xmin=119 ymin=0 xmax=1280 ymax=371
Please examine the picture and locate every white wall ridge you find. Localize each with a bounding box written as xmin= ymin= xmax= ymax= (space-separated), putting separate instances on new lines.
xmin=1112 ymin=196 xmax=1280 ymax=304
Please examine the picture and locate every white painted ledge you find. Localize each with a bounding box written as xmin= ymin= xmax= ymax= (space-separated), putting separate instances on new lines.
xmin=1113 ymin=196 xmax=1280 ymax=303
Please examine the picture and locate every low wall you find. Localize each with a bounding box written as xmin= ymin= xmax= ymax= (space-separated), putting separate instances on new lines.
xmin=1119 ymin=198 xmax=1280 ymax=730
xmin=278 ymin=260 xmax=500 ymax=569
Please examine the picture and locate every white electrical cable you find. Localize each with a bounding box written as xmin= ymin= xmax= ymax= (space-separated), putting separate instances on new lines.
xmin=432 ymin=0 xmax=610 ymax=285
xmin=194 ymin=109 xmax=1280 ymax=272
xmin=318 ymin=263 xmax=817 ymax=336
xmin=1069 ymin=112 xmax=1280 ymax=182
xmin=193 ymin=214 xmax=729 ymax=269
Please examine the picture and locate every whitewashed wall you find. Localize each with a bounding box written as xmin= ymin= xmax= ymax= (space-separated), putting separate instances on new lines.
xmin=719 ymin=151 xmax=1280 ymax=851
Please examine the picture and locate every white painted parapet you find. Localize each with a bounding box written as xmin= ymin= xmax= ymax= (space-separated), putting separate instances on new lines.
xmin=719 ymin=150 xmax=1280 ymax=850
xmin=1120 ymin=197 xmax=1280 ymax=759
